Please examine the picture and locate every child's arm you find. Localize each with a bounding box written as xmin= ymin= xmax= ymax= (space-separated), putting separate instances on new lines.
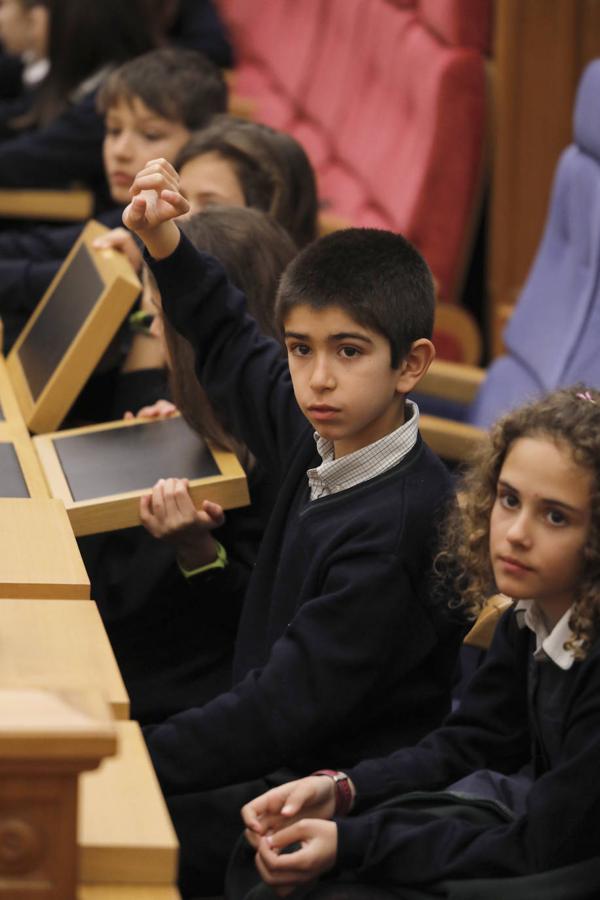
xmin=140 ymin=478 xmax=224 ymax=571
xmin=125 ymin=159 xmax=307 ymax=472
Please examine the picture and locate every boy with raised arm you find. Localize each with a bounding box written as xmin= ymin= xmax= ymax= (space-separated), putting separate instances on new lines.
xmin=123 ymin=158 xmax=464 ymax=896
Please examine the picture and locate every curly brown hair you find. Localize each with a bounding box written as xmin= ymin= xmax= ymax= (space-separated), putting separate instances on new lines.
xmin=436 ymin=387 xmax=600 ymax=658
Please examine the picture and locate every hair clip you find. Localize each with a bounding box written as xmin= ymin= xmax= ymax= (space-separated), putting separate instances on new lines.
xmin=575 ymin=390 xmax=596 ymax=404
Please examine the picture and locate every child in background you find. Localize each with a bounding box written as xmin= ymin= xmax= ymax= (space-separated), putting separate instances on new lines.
xmin=100 ymin=113 xmax=320 ymax=293
xmin=0 ymin=0 xmax=157 ymax=209
xmin=175 ymin=115 xmax=319 ymax=248
xmin=0 ymin=0 xmax=49 ymax=139
xmin=80 ymin=205 xmax=297 ymax=726
xmin=239 ymin=387 xmax=600 ymax=900
xmin=0 ymin=46 xmax=226 ymax=352
xmin=124 ymin=158 xmax=463 ymax=896
xmin=101 ymin=114 xmax=319 ymax=410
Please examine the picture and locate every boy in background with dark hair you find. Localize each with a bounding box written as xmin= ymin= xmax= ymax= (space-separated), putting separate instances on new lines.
xmin=123 ymin=158 xmax=464 ymax=897
xmin=0 ymin=46 xmax=226 ymax=350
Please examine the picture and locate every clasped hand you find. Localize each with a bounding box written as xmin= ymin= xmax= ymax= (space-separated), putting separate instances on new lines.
xmin=241 ymin=776 xmax=340 ymax=896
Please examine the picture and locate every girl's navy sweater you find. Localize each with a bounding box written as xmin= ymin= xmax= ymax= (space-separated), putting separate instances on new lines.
xmin=144 ymin=233 xmax=464 ymax=795
xmin=338 ymin=608 xmax=600 ymax=883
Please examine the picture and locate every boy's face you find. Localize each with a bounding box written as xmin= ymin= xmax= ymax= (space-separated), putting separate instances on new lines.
xmin=283 ymin=304 xmax=408 ymax=458
xmin=103 ymin=96 xmax=190 ymax=205
xmin=179 ymin=151 xmax=246 ymax=215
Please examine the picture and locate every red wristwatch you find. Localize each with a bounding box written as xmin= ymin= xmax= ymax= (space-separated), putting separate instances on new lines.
xmin=312 ymin=769 xmax=353 ymax=816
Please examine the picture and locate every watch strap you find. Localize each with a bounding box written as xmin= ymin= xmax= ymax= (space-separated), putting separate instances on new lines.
xmin=312 ymin=769 xmax=353 ymax=816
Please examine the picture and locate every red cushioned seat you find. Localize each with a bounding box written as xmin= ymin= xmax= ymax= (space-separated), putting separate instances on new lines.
xmin=221 ymin=0 xmax=490 ymax=309
xmin=321 ymin=2 xmax=489 ymax=303
xmin=289 ymin=0 xmax=373 ymax=171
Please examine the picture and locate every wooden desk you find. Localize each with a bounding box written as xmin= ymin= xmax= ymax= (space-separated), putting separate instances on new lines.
xmin=79 ymin=721 xmax=178 ymax=884
xmin=0 ymin=599 xmax=129 ymax=720
xmin=0 ymin=688 xmax=115 ymax=899
xmin=0 ymin=498 xmax=90 ymax=599
xmin=79 ymin=888 xmax=180 ymax=899
xmin=0 ymin=188 xmax=93 ymax=221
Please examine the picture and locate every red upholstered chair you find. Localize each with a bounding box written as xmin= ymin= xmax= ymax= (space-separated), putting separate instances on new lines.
xmin=219 ymin=0 xmax=491 ymax=360
xmin=320 ymin=0 xmax=490 ymax=308
xmin=219 ymin=0 xmax=325 ymax=130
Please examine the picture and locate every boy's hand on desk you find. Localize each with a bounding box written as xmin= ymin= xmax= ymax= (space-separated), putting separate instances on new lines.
xmin=123 ymin=158 xmax=189 ymax=260
xmin=140 ymin=478 xmax=225 ymax=569
xmin=242 ymin=777 xmax=337 ymax=850
xmin=92 ymin=227 xmax=143 ymax=273
xmin=254 ymin=820 xmax=337 ymax=896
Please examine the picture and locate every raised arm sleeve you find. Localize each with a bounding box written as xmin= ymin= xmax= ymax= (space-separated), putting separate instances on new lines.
xmin=147 ymin=231 xmax=308 ymax=472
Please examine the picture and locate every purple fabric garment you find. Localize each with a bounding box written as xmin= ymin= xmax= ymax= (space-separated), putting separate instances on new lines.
xmin=469 ymin=59 xmax=600 ymax=429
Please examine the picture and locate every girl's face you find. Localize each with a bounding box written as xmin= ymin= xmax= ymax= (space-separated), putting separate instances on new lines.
xmin=0 ymin=0 xmax=48 ymax=58
xmin=178 ymin=151 xmax=246 ymax=214
xmin=489 ymin=436 xmax=592 ymax=626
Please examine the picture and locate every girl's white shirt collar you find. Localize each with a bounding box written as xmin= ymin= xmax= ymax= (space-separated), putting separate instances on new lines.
xmin=514 ymin=599 xmax=578 ymax=670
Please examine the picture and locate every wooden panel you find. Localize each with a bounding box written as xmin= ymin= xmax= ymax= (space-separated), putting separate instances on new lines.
xmin=0 ymin=688 xmax=115 ymax=761
xmin=35 ymin=415 xmax=250 ymax=536
xmin=418 ymin=359 xmax=485 ymax=405
xmin=0 ymin=498 xmax=90 ymax=599
xmin=0 ymin=427 xmax=49 ymax=498
xmin=79 ymin=888 xmax=180 ymax=900
xmin=419 ymin=414 xmax=485 ymax=463
xmin=0 ymin=353 xmax=26 ymax=428
xmin=487 ymin=0 xmax=600 ymax=356
xmin=0 ymin=599 xmax=129 ymax=720
xmin=7 ymin=221 xmax=140 ymax=433
xmin=0 ymin=689 xmax=115 ymax=900
xmin=79 ymin=722 xmax=178 ymax=885
xmin=0 ymin=188 xmax=93 ymax=221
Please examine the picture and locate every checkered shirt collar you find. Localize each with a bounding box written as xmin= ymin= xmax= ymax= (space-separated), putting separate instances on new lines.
xmin=307 ymin=400 xmax=419 ymax=500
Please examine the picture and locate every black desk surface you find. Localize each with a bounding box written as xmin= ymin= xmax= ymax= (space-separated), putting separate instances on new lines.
xmin=54 ymin=416 xmax=220 ymax=502
xmin=0 ymin=442 xmax=29 ymax=497
xmin=17 ymin=243 xmax=103 ymax=401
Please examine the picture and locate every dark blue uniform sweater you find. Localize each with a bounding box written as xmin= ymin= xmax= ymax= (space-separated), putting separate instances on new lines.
xmin=144 ymin=231 xmax=463 ymax=794
xmin=338 ymin=608 xmax=600 ymax=883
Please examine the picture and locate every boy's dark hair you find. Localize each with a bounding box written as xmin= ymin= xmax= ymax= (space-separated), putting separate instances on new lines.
xmin=97 ymin=47 xmax=227 ymax=130
xmin=276 ymin=228 xmax=435 ymax=366
xmin=175 ymin=115 xmax=318 ymax=248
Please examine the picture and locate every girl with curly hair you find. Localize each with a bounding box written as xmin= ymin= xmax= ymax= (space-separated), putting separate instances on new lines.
xmin=235 ymin=386 xmax=600 ymax=900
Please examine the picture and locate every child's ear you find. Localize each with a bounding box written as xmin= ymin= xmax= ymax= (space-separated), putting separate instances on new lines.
xmin=394 ymin=339 xmax=436 ymax=393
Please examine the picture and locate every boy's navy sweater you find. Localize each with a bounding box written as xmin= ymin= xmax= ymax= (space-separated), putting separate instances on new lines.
xmin=144 ymin=232 xmax=463 ymax=795
xmin=338 ymin=608 xmax=600 ymax=883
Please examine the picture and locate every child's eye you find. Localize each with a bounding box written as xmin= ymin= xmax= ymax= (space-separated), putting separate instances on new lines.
xmin=339 ymin=346 xmax=361 ymax=359
xmin=499 ymin=491 xmax=519 ymax=510
xmin=144 ymin=132 xmax=165 ymax=142
xmin=105 ymin=126 xmax=121 ymax=137
xmin=288 ymin=343 xmax=311 ymax=357
xmin=546 ymin=509 xmax=566 ymax=526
